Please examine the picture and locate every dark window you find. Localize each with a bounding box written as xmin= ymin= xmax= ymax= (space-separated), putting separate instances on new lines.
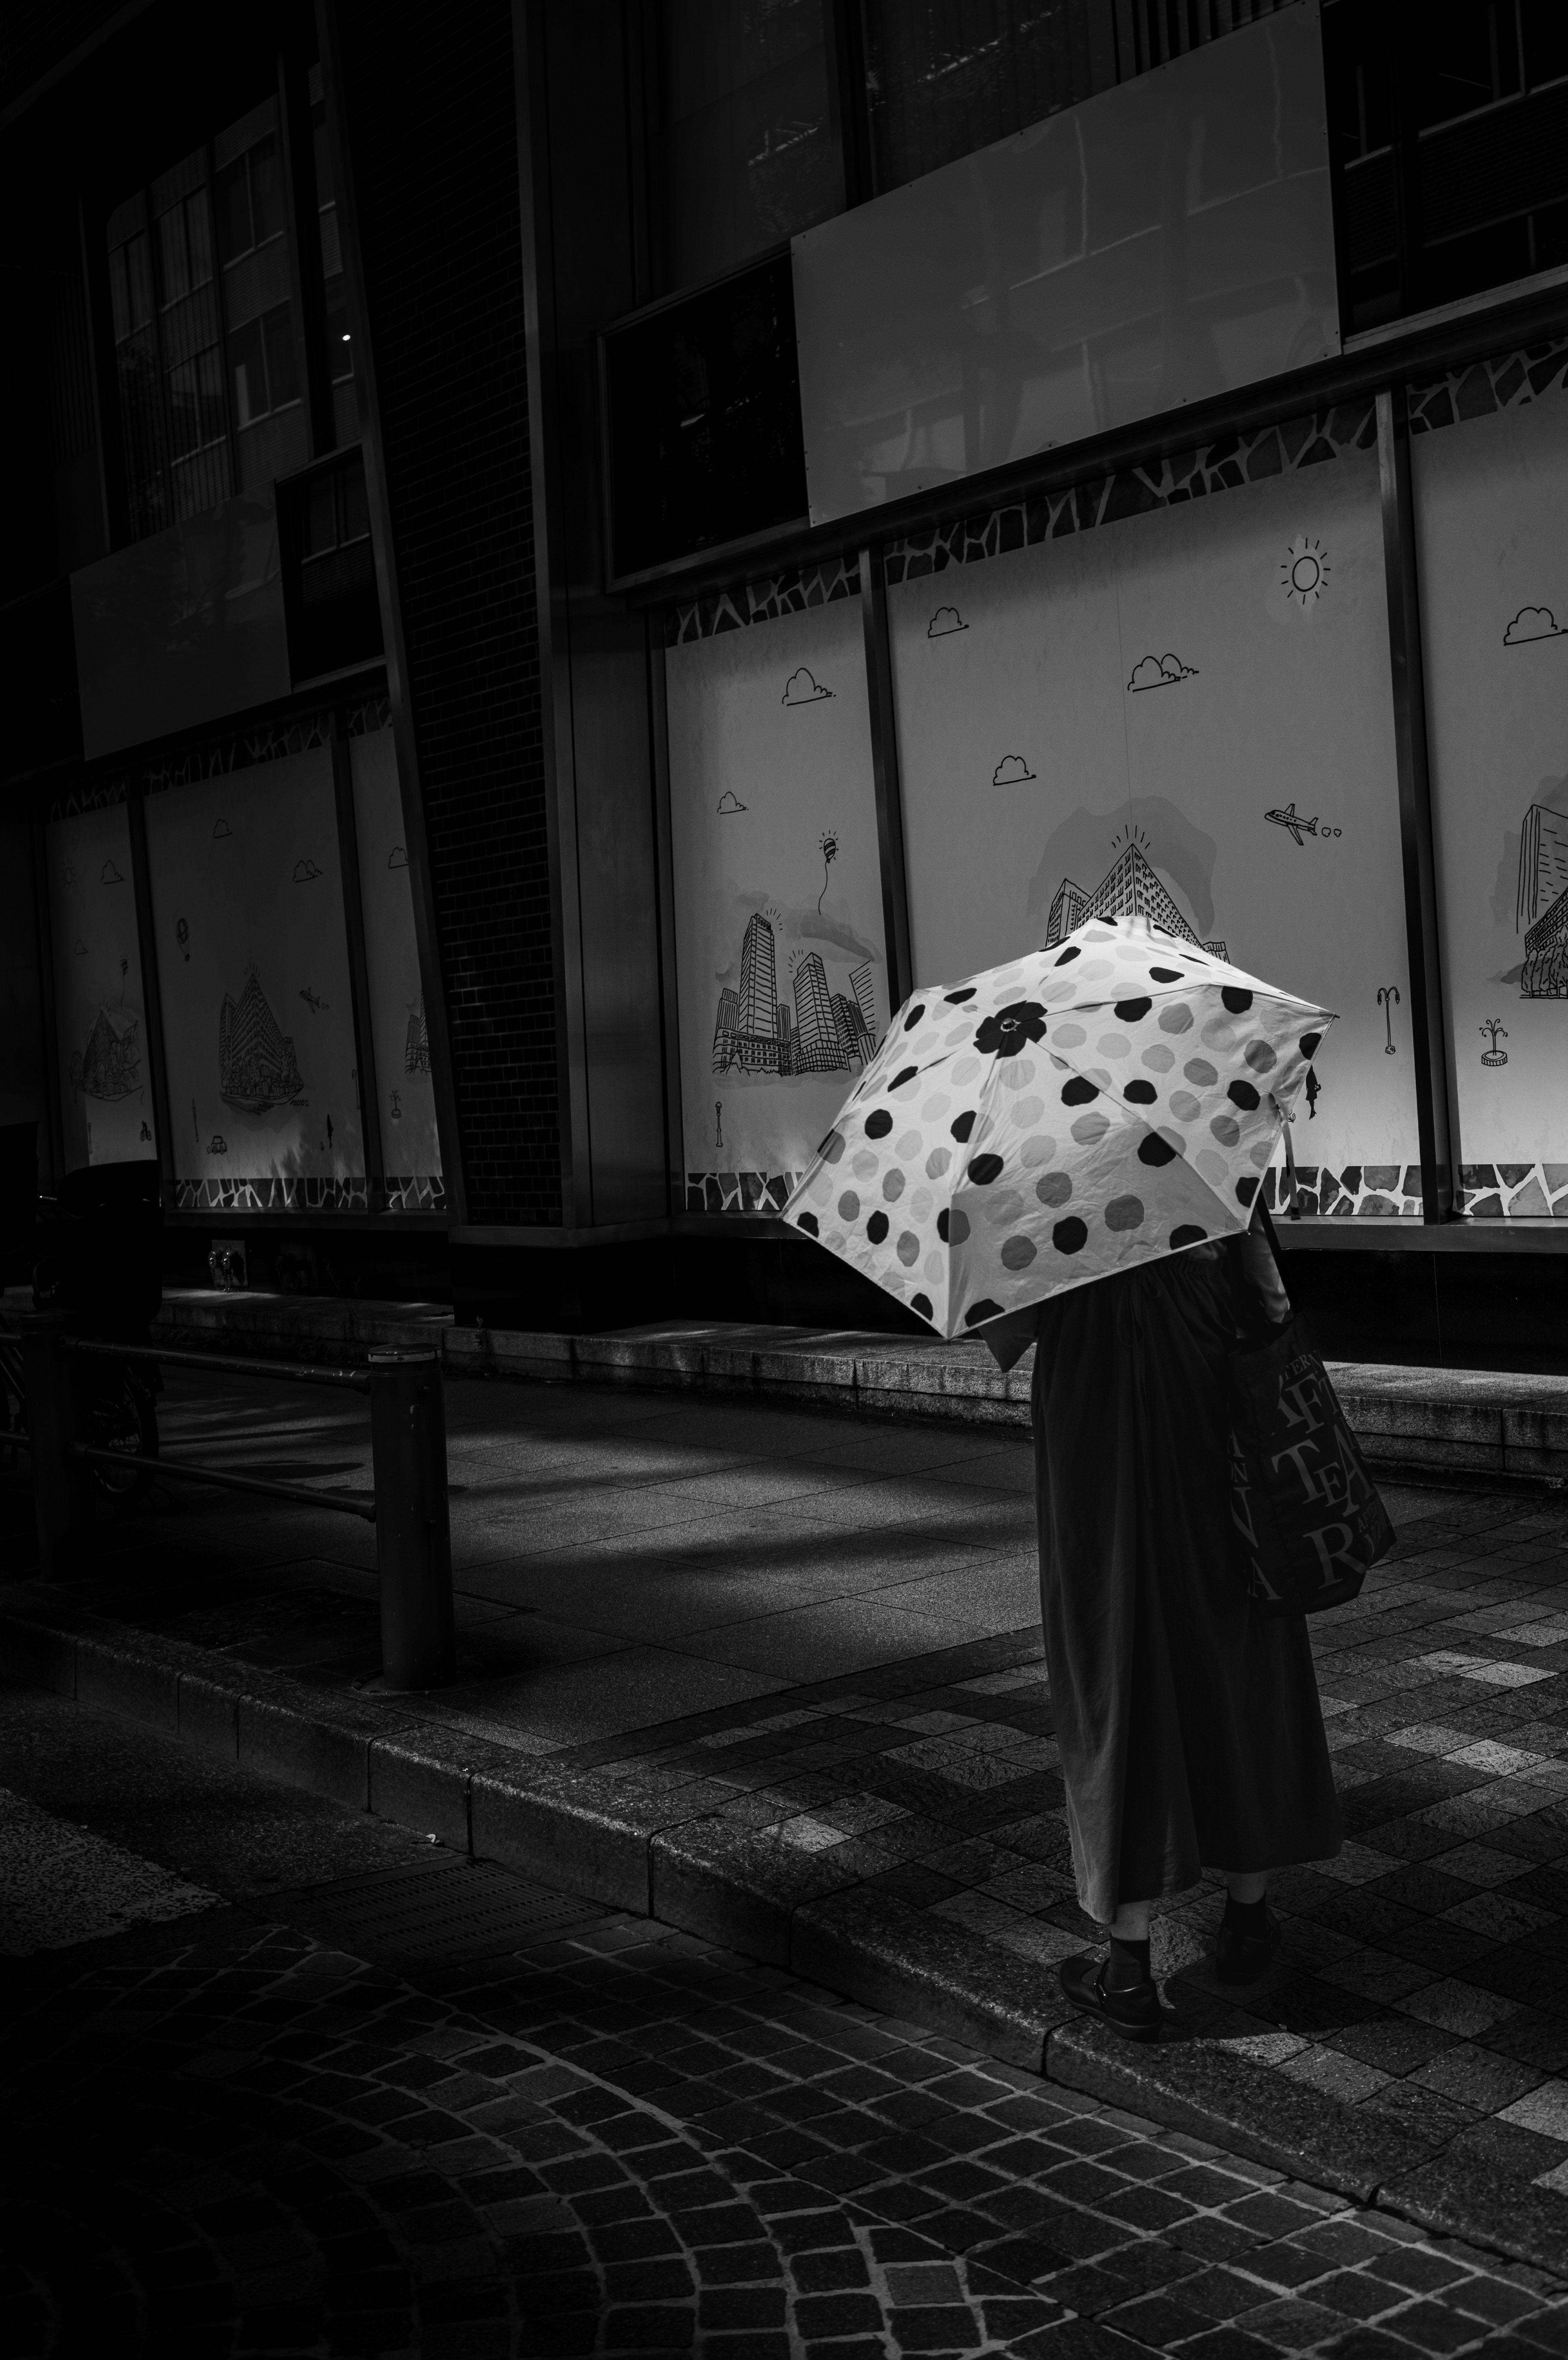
xmin=653 ymin=0 xmax=837 ymax=289
xmin=603 ymin=252 xmax=807 ymax=579
xmin=279 ymin=445 xmax=383 ymax=679
xmin=215 ymin=132 xmax=286 ymax=266
xmin=1325 ymin=0 xmax=1568 ymax=333
xmin=310 ymin=65 xmax=356 ymax=444
xmin=860 ymin=0 xmax=1290 ymax=198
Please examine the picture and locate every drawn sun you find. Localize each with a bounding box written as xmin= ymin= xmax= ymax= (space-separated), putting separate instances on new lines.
xmin=1281 ymin=535 xmax=1330 ymax=607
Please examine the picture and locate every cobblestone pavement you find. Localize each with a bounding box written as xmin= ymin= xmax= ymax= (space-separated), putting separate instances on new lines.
xmin=2 ymin=1687 xmax=1566 ymax=2360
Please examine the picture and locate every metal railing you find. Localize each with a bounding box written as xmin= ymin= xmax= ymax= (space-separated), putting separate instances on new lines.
xmin=20 ymin=1311 xmax=456 ymax=1690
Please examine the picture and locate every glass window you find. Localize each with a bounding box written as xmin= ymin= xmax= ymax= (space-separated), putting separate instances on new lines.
xmin=229 ymin=314 xmax=267 ymax=428
xmin=216 ymin=136 xmax=285 ymax=268
xmin=230 ymin=301 xmax=302 ymax=429
xmin=215 ymin=153 xmax=252 ymax=265
xmin=1325 ymin=0 xmax=1568 ymax=332
xmin=312 ymin=91 xmax=354 ymax=391
xmin=654 ymin=0 xmax=837 ymax=291
xmin=167 ymin=345 xmax=225 ymax=457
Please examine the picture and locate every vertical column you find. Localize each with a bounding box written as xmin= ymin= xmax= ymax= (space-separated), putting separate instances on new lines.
xmin=860 ymin=544 xmax=913 ymax=1016
xmin=647 ymin=622 xmax=686 ymax=1215
xmin=125 ymin=782 xmax=176 ymax=1203
xmin=315 ymin=0 xmax=469 ymax=1226
xmin=1376 ymin=385 xmax=1453 ymax=1222
xmin=30 ymin=813 xmax=65 ymax=1190
xmin=330 ymin=711 xmax=384 ymax=1199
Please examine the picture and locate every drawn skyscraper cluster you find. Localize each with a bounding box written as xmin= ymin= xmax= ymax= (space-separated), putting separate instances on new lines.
xmin=1044 ymin=839 xmax=1228 ymax=960
xmin=713 ymin=912 xmax=877 ymax=1076
xmin=1518 ymin=803 xmax=1568 ymax=998
xmin=219 ymin=973 xmax=305 ymax=1114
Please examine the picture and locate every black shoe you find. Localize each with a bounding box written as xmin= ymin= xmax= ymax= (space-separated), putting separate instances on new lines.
xmin=1059 ymin=1952 xmax=1162 ymax=2042
xmin=1216 ymin=1906 xmax=1281 ymax=1985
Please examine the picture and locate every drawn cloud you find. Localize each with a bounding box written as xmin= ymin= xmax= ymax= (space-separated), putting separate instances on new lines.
xmin=992 ymin=754 xmax=1036 ymax=785
xmin=100 ymin=859 xmax=125 ymax=885
xmin=1128 ymin=653 xmax=1199 ymax=691
xmin=212 ymin=818 xmax=232 ymax=839
xmin=387 ymin=845 xmax=410 ymax=869
xmin=293 ymin=858 xmax=323 ymax=883
xmin=928 ymin=606 xmax=968 ymax=638
xmin=716 ymin=790 xmax=747 ymax=815
xmin=782 ymin=667 xmax=832 ymax=706
xmin=1504 ymin=606 xmax=1567 ymax=646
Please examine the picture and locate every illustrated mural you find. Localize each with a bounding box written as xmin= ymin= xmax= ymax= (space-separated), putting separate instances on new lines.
xmin=667 ymin=601 xmax=888 ymax=1212
xmin=46 ymin=802 xmax=155 ymax=1169
xmin=143 ymin=748 xmax=363 ymax=1195
xmin=350 ymin=722 xmax=442 ymax=1199
xmin=1414 ymin=388 xmax=1568 ymax=1206
xmin=887 ymin=449 xmax=1419 ymax=1199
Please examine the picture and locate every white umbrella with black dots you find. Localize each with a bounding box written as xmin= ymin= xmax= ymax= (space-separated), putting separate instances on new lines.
xmin=783 ymin=914 xmax=1332 ymax=1339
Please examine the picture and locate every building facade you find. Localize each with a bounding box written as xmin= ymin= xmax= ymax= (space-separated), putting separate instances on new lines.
xmin=3 ymin=0 xmax=1568 ymax=1351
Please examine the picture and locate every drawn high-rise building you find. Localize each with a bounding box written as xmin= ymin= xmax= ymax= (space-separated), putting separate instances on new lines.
xmin=1523 ymin=884 xmax=1568 ymax=997
xmin=218 ymin=972 xmax=304 ymax=1114
xmin=775 ymin=1002 xmax=794 ymax=1073
xmin=712 ymin=985 xmax=741 ymax=1072
xmin=1044 ymin=842 xmax=1226 ymax=961
xmin=1519 ymin=802 xmax=1568 ymax=934
xmin=850 ymin=960 xmax=877 ymax=1046
xmin=792 ymin=951 xmax=846 ymax=1072
xmin=737 ymin=913 xmax=778 ymax=1041
xmin=831 ymin=991 xmax=873 ymax=1069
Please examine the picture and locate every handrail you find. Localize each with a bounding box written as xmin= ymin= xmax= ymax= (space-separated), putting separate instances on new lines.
xmin=69 ymin=1442 xmax=376 ymax=1521
xmin=65 ymin=1337 xmax=372 ymax=1391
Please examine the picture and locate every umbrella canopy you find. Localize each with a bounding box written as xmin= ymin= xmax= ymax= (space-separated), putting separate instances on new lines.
xmin=783 ymin=916 xmax=1333 ymax=1339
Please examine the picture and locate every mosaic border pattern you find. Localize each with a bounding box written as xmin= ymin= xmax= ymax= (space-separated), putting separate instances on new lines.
xmin=688 ymin=1159 xmax=1568 ymax=1228
xmin=175 ymin=1172 xmax=446 ymax=1216
xmin=1408 ymin=335 xmax=1568 ymax=435
xmin=674 ymin=556 xmax=860 ymax=647
xmin=46 ymin=778 xmax=126 ymax=821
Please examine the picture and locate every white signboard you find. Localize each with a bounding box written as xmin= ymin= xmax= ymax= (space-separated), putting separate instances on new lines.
xmin=667 ymin=602 xmax=888 ymax=1204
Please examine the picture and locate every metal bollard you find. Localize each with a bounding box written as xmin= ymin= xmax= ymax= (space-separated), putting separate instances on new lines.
xmin=368 ymin=1349 xmax=456 ymax=1689
xmin=21 ymin=1311 xmax=95 ymax=1578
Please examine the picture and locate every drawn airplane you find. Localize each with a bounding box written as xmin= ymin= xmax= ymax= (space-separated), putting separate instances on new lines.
xmin=1265 ymin=802 xmax=1319 ymax=847
xmin=299 ymin=987 xmax=330 ymax=1014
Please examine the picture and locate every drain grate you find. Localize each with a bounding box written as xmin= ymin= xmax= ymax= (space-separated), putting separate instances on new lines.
xmin=272 ymin=1859 xmax=604 ymax=1966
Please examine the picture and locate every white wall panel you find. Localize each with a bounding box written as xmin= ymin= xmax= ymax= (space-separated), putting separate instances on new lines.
xmin=45 ymin=802 xmax=156 ymax=1170
xmin=891 ymin=451 xmax=1418 ymax=1192
xmin=668 ymin=601 xmax=887 ymax=1206
xmin=144 ymin=751 xmax=363 ymax=1187
xmin=1415 ymin=394 xmax=1568 ymax=1208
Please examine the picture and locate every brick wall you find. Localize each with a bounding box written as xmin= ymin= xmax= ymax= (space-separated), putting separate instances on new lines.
xmin=336 ymin=0 xmax=561 ymax=1225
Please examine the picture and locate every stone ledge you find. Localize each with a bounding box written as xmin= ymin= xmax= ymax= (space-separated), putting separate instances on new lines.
xmin=153 ymin=1293 xmax=1568 ymax=1484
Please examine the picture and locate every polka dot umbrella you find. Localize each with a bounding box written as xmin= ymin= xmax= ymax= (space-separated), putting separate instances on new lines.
xmin=783 ymin=915 xmax=1333 ymax=1339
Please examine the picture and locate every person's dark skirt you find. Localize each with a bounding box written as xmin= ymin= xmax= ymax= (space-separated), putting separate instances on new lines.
xmin=1032 ymin=1244 xmax=1343 ymax=1924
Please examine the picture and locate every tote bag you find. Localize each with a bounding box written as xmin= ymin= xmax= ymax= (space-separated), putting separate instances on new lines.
xmin=1227 ymin=1216 xmax=1396 ymax=1618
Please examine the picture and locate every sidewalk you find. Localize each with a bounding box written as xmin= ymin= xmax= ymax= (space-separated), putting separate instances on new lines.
xmin=4 ymin=1358 xmax=1568 ymax=2274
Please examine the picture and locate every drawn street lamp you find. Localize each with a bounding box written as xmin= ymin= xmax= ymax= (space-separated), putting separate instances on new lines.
xmin=715 ymin=1101 xmax=724 ymax=1151
xmin=1376 ymin=985 xmax=1401 ymax=1054
xmin=1480 ymin=1018 xmax=1509 ymax=1068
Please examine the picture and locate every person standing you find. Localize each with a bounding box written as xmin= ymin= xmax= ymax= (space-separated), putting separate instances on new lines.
xmin=984 ymin=1213 xmax=1341 ymax=2039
